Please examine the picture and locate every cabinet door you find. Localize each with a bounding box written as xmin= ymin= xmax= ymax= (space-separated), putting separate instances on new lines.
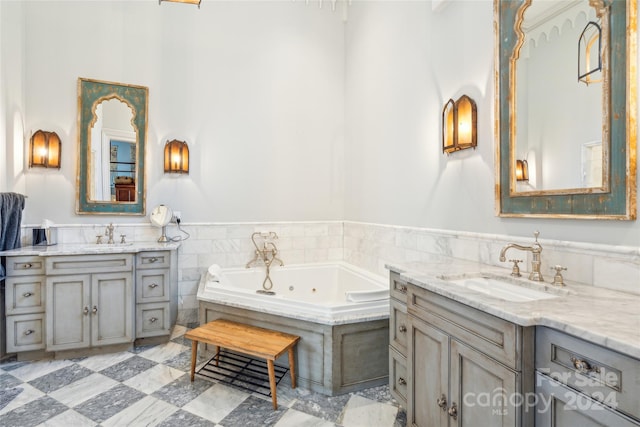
xmin=535 ymin=373 xmax=639 ymax=427
xmin=450 ymin=339 xmax=518 ymax=427
xmin=91 ymin=272 xmax=133 ymax=346
xmin=408 ymin=314 xmax=449 ymax=427
xmin=46 ymin=275 xmax=91 ymax=351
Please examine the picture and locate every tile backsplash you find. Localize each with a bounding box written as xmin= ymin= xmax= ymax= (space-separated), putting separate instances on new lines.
xmin=19 ymin=221 xmax=640 ymax=324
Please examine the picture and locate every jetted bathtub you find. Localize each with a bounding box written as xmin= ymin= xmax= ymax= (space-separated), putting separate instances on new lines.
xmin=196 ymin=261 xmax=390 ymax=395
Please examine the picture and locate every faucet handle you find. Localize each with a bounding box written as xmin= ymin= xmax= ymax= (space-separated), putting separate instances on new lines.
xmin=120 ymin=234 xmax=127 ymax=244
xmin=509 ymin=259 xmax=523 ymax=277
xmin=550 ymin=265 xmax=567 ymax=286
xmin=96 ymin=235 xmax=103 ymax=244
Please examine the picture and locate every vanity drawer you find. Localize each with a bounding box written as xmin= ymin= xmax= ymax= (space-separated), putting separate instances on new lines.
xmin=136 ymin=302 xmax=171 ymax=337
xmin=46 ymin=254 xmax=133 ymax=274
xmin=390 ymin=298 xmax=408 ymax=356
xmin=6 ymin=313 xmax=45 ymax=352
xmin=136 ymin=269 xmax=170 ymax=303
xmin=5 ymin=256 xmax=45 ymax=276
xmin=5 ymin=276 xmax=46 ymax=315
xmin=136 ymin=251 xmax=170 ymax=269
xmin=408 ymin=284 xmax=519 ymax=369
xmin=536 ymin=326 xmax=640 ymax=421
xmin=389 ymin=346 xmax=408 ymax=408
xmin=390 ymin=272 xmax=409 ymax=301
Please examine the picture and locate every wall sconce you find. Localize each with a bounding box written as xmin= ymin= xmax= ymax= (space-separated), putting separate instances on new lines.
xmin=29 ymin=130 xmax=61 ymax=168
xmin=164 ymin=140 xmax=189 ymax=174
xmin=158 ymin=0 xmax=201 ymax=7
xmin=578 ymin=21 xmax=602 ymax=85
xmin=516 ymin=159 xmax=529 ymax=182
xmin=442 ymin=95 xmax=477 ymax=154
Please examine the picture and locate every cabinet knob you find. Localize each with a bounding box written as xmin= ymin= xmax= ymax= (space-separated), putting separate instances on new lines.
xmin=148 ymin=257 xmax=158 ymax=263
xmin=84 ymin=306 xmax=89 ymax=315
xmin=570 ymin=356 xmax=600 ymax=374
xmin=397 ymin=377 xmax=406 ymax=386
xmin=398 ymin=324 xmax=407 ymax=333
xmin=22 ymin=263 xmax=32 ymax=269
xmin=448 ymin=402 xmax=458 ymax=420
xmin=149 ymin=317 xmax=158 ymax=323
xmin=398 ymin=285 xmax=407 ymax=294
xmin=24 ymin=329 xmax=35 ymax=335
xmin=437 ymin=394 xmax=447 ymax=410
xmin=22 ymin=292 xmax=34 ymax=297
xmin=149 ymin=283 xmax=159 ymax=289
xmin=92 ymin=305 xmax=98 ymax=315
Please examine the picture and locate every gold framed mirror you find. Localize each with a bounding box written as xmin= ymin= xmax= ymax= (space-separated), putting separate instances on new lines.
xmin=495 ymin=0 xmax=636 ymax=219
xmin=76 ymin=78 xmax=148 ymax=215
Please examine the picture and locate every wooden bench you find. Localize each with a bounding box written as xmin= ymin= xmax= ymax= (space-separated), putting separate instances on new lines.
xmin=185 ymin=319 xmax=300 ymax=410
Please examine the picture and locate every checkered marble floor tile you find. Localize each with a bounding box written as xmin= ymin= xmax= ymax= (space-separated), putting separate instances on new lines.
xmin=0 ymin=325 xmax=406 ymax=427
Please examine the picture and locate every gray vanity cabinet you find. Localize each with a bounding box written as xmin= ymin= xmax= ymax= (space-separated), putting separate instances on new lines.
xmin=45 ymin=255 xmax=134 ymax=352
xmin=4 ymin=256 xmax=46 ymax=352
xmin=389 ymin=274 xmax=409 ymax=408
xmin=535 ymin=327 xmax=640 ymax=426
xmin=135 ymin=251 xmax=171 ymax=338
xmin=397 ymin=273 xmax=535 ymax=427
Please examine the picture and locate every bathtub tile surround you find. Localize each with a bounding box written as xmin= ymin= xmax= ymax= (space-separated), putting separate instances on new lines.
xmin=17 ymin=220 xmax=639 ymax=324
xmin=0 ymin=326 xmax=405 ymax=427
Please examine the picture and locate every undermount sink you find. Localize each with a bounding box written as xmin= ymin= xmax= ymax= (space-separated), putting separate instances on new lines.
xmin=82 ymin=242 xmax=134 ymax=248
xmin=438 ymin=273 xmax=565 ymax=302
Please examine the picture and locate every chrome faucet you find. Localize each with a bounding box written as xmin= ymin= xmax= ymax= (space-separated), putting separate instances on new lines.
xmin=105 ymin=223 xmax=115 ymax=245
xmin=499 ymin=231 xmax=544 ymax=282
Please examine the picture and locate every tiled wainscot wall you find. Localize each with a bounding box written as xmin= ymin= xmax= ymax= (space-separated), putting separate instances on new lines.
xmin=18 ymin=221 xmax=640 ymax=324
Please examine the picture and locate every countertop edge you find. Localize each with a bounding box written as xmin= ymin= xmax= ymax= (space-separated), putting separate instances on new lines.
xmin=387 ymin=262 xmax=640 ymax=360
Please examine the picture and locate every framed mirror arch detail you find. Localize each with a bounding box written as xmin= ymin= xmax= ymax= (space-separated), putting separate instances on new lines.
xmin=76 ymin=78 xmax=148 ymax=215
xmin=495 ymin=0 xmax=636 ymax=219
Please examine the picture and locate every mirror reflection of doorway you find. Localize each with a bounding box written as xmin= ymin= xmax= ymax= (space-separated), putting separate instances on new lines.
xmin=110 ymin=139 xmax=136 ymax=201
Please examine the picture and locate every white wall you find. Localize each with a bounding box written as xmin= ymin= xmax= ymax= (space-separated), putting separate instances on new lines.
xmin=6 ymin=1 xmax=345 ymax=224
xmin=2 ymin=0 xmax=639 ymax=248
xmin=344 ymin=0 xmax=640 ymax=247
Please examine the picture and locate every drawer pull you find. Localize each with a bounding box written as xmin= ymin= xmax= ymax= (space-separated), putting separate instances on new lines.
xmin=398 ymin=324 xmax=407 ymax=333
xmin=84 ymin=306 xmax=89 ymax=315
xmin=22 ymin=263 xmax=33 ymax=269
xmin=398 ymin=284 xmax=407 ymax=294
xmin=148 ymin=257 xmax=159 ymax=263
xmin=24 ymin=329 xmax=35 ymax=335
xmin=149 ymin=283 xmax=159 ymax=289
xmin=149 ymin=317 xmax=158 ymax=323
xmin=22 ymin=292 xmax=34 ymax=297
xmin=448 ymin=402 xmax=458 ymax=420
xmin=437 ymin=394 xmax=447 ymax=410
xmin=571 ymin=356 xmax=600 ymax=374
xmin=92 ymin=305 xmax=98 ymax=315
xmin=397 ymin=377 xmax=406 ymax=386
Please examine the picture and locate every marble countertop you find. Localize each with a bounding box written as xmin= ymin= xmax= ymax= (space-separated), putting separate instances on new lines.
xmin=0 ymin=241 xmax=181 ymax=256
xmin=387 ymin=258 xmax=640 ymax=360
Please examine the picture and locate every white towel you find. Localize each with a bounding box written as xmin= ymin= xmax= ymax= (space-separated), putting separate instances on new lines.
xmin=207 ymin=264 xmax=222 ymax=282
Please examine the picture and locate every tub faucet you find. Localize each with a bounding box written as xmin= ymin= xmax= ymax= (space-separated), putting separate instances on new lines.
xmin=105 ymin=223 xmax=115 ymax=245
xmin=247 ymin=232 xmax=284 ymax=292
xmin=499 ymin=231 xmax=544 ymax=282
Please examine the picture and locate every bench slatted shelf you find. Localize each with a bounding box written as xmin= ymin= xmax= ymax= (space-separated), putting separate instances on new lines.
xmin=185 ymin=319 xmax=300 ymax=409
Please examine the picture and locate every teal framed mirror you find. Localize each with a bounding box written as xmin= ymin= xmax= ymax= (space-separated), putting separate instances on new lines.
xmin=76 ymin=78 xmax=148 ymax=215
xmin=495 ymin=0 xmax=636 ymax=219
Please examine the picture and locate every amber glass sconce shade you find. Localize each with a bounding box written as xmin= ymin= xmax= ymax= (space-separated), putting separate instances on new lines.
xmin=164 ymin=140 xmax=189 ymax=174
xmin=442 ymin=95 xmax=477 ymax=154
xmin=515 ymin=159 xmax=529 ymax=182
xmin=29 ymin=130 xmax=61 ymax=168
xmin=578 ymin=21 xmax=602 ymax=85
